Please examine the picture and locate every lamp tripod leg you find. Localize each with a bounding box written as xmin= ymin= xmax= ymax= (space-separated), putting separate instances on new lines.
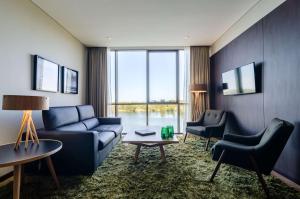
xmin=29 ymin=117 xmax=39 ymax=144
xmin=25 ymin=119 xmax=31 ymax=149
xmin=15 ymin=111 xmax=28 ymax=149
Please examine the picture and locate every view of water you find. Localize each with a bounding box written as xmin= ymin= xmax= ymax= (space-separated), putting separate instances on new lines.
xmin=118 ymin=112 xmax=185 ymax=133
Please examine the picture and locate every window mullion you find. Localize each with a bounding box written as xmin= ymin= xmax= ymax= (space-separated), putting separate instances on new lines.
xmin=146 ymin=50 xmax=149 ymax=126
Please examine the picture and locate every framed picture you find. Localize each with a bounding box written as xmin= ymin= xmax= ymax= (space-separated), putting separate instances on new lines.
xmin=33 ymin=55 xmax=59 ymax=92
xmin=61 ymin=66 xmax=78 ymax=94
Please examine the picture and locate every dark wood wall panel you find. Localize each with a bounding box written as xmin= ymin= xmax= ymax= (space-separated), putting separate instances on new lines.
xmin=210 ymin=0 xmax=300 ymax=184
xmin=263 ymin=0 xmax=300 ymax=184
xmin=210 ymin=20 xmax=264 ymax=135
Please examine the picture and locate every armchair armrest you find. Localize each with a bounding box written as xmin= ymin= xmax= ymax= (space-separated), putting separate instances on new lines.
xmin=186 ymin=121 xmax=202 ymax=126
xmin=98 ymin=117 xmax=121 ymax=125
xmin=186 ymin=112 xmax=205 ymax=126
xmin=204 ymin=125 xmax=224 ymax=138
xmin=214 ymin=140 xmax=255 ymax=153
xmin=223 ymin=129 xmax=265 ymax=146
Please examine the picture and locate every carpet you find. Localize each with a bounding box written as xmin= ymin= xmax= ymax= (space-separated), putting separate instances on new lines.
xmin=0 ymin=136 xmax=299 ymax=199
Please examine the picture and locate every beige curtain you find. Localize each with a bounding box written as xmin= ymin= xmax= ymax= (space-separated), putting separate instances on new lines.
xmin=87 ymin=47 xmax=107 ymax=117
xmin=190 ymin=46 xmax=210 ymax=121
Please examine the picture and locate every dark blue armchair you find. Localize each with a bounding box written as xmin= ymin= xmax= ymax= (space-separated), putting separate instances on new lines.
xmin=210 ymin=118 xmax=294 ymax=197
xmin=185 ymin=110 xmax=227 ymax=150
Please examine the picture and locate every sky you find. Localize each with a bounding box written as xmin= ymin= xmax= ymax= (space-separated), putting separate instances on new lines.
xmin=110 ymin=50 xmax=186 ymax=103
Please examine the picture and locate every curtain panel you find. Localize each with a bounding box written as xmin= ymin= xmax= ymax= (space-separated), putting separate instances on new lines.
xmin=190 ymin=46 xmax=210 ymax=121
xmin=87 ymin=47 xmax=108 ymax=117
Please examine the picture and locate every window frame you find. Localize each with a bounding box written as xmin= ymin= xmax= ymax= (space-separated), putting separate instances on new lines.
xmin=110 ymin=49 xmax=185 ymax=133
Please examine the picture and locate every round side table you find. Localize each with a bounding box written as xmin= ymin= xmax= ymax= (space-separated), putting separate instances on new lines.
xmin=0 ymin=139 xmax=62 ymax=199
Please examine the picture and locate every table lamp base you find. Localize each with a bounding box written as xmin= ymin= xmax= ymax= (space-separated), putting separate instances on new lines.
xmin=15 ymin=111 xmax=39 ymax=150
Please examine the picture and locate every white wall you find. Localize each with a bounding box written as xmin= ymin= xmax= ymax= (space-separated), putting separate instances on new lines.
xmin=0 ymin=0 xmax=86 ymax=175
xmin=210 ymin=0 xmax=286 ymax=56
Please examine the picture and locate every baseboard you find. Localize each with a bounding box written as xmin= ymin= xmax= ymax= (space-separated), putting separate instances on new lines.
xmin=271 ymin=171 xmax=300 ymax=192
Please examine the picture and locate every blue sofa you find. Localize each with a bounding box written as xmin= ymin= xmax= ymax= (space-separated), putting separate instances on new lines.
xmin=37 ymin=105 xmax=122 ymax=174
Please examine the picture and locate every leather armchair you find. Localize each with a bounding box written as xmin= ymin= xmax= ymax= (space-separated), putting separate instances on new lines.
xmin=185 ymin=110 xmax=227 ymax=150
xmin=210 ymin=118 xmax=294 ymax=197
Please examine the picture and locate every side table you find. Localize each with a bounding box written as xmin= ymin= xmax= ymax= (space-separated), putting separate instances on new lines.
xmin=0 ymin=139 xmax=62 ymax=199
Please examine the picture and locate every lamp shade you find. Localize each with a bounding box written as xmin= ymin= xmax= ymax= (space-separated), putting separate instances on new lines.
xmin=190 ymin=84 xmax=207 ymax=93
xmin=2 ymin=95 xmax=49 ymax=110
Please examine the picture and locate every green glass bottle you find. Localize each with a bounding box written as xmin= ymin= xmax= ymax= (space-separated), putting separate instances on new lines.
xmin=161 ymin=127 xmax=168 ymax=139
xmin=167 ymin=125 xmax=174 ymax=138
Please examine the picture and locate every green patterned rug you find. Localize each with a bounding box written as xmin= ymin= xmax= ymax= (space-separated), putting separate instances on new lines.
xmin=0 ymin=136 xmax=299 ymax=199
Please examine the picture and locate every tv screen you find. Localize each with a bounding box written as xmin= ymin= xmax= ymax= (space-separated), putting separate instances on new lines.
xmin=33 ymin=55 xmax=59 ymax=92
xmin=222 ymin=62 xmax=256 ymax=95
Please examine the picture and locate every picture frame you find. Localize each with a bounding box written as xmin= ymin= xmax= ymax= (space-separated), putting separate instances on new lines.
xmin=33 ymin=55 xmax=59 ymax=92
xmin=61 ymin=66 xmax=78 ymax=94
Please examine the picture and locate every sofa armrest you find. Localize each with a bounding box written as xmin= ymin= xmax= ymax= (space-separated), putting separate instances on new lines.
xmin=37 ymin=130 xmax=99 ymax=173
xmin=98 ymin=117 xmax=121 ymax=125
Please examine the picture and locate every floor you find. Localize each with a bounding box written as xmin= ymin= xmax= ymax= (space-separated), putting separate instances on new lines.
xmin=0 ymin=136 xmax=299 ymax=199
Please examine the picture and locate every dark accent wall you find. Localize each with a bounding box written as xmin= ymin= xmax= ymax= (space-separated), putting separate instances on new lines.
xmin=210 ymin=0 xmax=300 ymax=184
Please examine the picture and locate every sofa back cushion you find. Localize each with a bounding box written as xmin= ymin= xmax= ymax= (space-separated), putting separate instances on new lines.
xmin=203 ymin=110 xmax=224 ymax=126
xmin=77 ymin=105 xmax=95 ymax=121
xmin=82 ymin=118 xmax=100 ymax=130
xmin=56 ymin=122 xmax=87 ymax=131
xmin=43 ymin=106 xmax=79 ymax=130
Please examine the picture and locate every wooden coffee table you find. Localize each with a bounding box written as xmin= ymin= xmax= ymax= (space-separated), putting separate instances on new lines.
xmin=122 ymin=127 xmax=179 ymax=162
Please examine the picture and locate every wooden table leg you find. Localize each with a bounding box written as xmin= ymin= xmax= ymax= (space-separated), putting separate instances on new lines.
xmin=13 ymin=165 xmax=22 ymax=199
xmin=45 ymin=156 xmax=60 ymax=188
xmin=159 ymin=145 xmax=166 ymax=162
xmin=134 ymin=145 xmax=141 ymax=162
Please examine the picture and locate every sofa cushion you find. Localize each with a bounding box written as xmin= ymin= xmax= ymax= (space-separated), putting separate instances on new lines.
xmin=56 ymin=122 xmax=87 ymax=131
xmin=203 ymin=110 xmax=224 ymax=126
xmin=98 ymin=132 xmax=115 ymax=150
xmin=92 ymin=125 xmax=123 ymax=137
xmin=186 ymin=126 xmax=207 ymax=137
xmin=43 ymin=106 xmax=79 ymax=130
xmin=77 ymin=105 xmax=95 ymax=121
xmin=82 ymin=118 xmax=100 ymax=130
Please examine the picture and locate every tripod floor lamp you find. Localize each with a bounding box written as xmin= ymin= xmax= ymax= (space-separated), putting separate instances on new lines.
xmin=2 ymin=95 xmax=49 ymax=149
xmin=190 ymin=84 xmax=207 ymax=121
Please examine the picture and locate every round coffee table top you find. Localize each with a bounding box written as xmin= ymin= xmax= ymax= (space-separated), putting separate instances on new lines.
xmin=0 ymin=139 xmax=62 ymax=167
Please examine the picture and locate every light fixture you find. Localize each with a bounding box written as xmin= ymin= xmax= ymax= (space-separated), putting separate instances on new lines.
xmin=190 ymin=84 xmax=207 ymax=93
xmin=184 ymin=35 xmax=191 ymax=40
xmin=190 ymin=84 xmax=207 ymax=120
xmin=2 ymin=95 xmax=49 ymax=149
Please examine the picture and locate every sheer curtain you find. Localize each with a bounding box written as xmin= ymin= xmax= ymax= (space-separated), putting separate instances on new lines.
xmin=107 ymin=48 xmax=115 ymax=117
xmin=180 ymin=47 xmax=191 ymax=132
xmin=190 ymin=46 xmax=210 ymax=121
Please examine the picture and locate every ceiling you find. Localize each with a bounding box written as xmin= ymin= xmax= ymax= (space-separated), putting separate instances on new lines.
xmin=32 ymin=0 xmax=260 ymax=47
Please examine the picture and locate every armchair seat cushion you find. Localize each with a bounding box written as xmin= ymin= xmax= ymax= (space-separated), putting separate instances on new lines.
xmin=97 ymin=131 xmax=115 ymax=150
xmin=186 ymin=126 xmax=208 ymax=137
xmin=93 ymin=125 xmax=123 ymax=137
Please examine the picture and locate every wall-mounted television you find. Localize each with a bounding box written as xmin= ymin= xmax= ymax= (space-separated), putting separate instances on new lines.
xmin=222 ymin=62 xmax=257 ymax=95
xmin=33 ymin=55 xmax=59 ymax=92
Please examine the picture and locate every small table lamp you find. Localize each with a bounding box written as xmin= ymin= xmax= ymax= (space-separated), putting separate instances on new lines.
xmin=190 ymin=84 xmax=207 ymax=121
xmin=2 ymin=95 xmax=49 ymax=149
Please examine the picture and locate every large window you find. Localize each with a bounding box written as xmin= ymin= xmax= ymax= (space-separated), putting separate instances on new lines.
xmin=109 ymin=50 xmax=188 ymax=133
